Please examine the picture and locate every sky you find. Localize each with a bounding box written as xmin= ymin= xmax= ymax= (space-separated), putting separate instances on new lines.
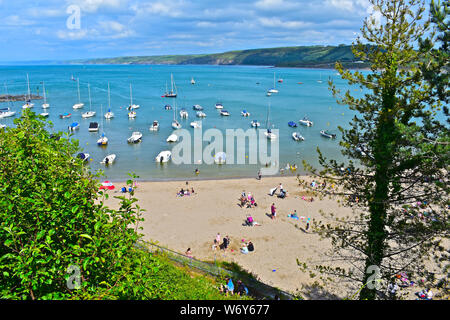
xmin=0 ymin=0 xmax=417 ymax=62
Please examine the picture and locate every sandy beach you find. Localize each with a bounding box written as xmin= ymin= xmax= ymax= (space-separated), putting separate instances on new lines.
xmin=102 ymin=174 xmax=358 ymax=298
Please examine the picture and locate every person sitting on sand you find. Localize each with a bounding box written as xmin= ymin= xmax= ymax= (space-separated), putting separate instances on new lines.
xmin=177 ymin=188 xmax=185 ymax=196
xmin=240 ymin=243 xmax=249 ymax=254
xmin=246 ymin=215 xmax=254 ymax=226
xmin=247 ymin=241 xmax=254 ymax=252
xmin=250 ymin=196 xmax=256 ymax=207
xmin=240 ymin=195 xmax=247 ymax=207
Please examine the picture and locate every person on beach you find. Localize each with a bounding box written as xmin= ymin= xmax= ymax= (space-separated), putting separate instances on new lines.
xmin=257 ymin=170 xmax=262 ymax=180
xmin=191 ymin=187 xmax=195 ymax=194
xmin=247 ymin=241 xmax=254 ymax=252
xmin=195 ymin=168 xmax=199 ymax=175
xmin=185 ymin=248 xmax=192 ymax=257
xmin=271 ymin=203 xmax=276 ymax=220
xmin=240 ymin=243 xmax=249 ymax=254
xmin=269 ymin=186 xmax=277 ymax=196
xmin=306 ymin=217 xmax=310 ymax=231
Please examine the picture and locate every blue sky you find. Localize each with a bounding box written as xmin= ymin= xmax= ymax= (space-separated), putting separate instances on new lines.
xmin=0 ymin=0 xmax=393 ymax=62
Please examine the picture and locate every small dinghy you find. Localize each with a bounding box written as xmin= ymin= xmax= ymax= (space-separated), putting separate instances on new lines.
xmin=220 ymin=110 xmax=230 ymax=116
xmin=172 ymin=120 xmax=182 ymax=129
xmin=190 ymin=121 xmax=201 ymax=129
xmin=68 ymin=122 xmax=80 ymax=131
xmin=179 ymin=108 xmax=188 ymax=119
xmin=251 ymin=120 xmax=260 ymax=128
xmin=155 ymin=150 xmax=172 ymax=163
xmin=82 ymin=111 xmax=96 ymax=118
xmin=292 ymin=132 xmax=305 ymax=141
xmin=215 ymin=103 xmax=224 ymax=109
xmin=127 ymin=131 xmax=143 ymax=143
xmin=288 ymin=121 xmax=297 ymax=127
xmin=97 ymin=133 xmax=108 ymax=146
xmin=264 ymin=129 xmax=277 ymax=140
xmin=164 ymin=104 xmax=172 ymax=110
xmin=88 ymin=122 xmax=99 ymax=132
xmin=60 ymin=112 xmax=71 ymax=119
xmin=101 ymin=154 xmax=116 ymax=165
xmin=149 ymin=120 xmax=159 ymax=131
xmin=73 ymin=103 xmax=84 ymax=110
xmin=40 ymin=112 xmax=49 ymax=118
xmin=241 ymin=110 xmax=250 ymax=117
xmin=196 ymin=111 xmax=206 ymax=118
xmin=193 ymin=104 xmax=203 ymax=111
xmin=320 ymin=130 xmax=336 ymax=139
xmin=77 ymin=152 xmax=90 ymax=162
xmin=166 ymin=133 xmax=178 ymax=142
xmin=299 ymin=117 xmax=313 ymax=127
xmin=214 ymin=152 xmax=226 ymax=164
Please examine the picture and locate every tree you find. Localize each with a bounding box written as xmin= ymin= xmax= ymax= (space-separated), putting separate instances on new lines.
xmin=299 ymin=0 xmax=449 ymax=300
xmin=0 ymin=111 xmax=233 ymax=299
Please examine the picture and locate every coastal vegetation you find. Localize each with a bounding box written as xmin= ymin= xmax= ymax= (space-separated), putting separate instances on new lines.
xmin=299 ymin=0 xmax=449 ymax=300
xmin=69 ymin=45 xmax=368 ymax=69
xmin=0 ymin=112 xmax=242 ymax=300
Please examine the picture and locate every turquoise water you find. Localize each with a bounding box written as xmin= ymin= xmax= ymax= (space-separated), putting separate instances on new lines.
xmin=0 ymin=65 xmax=359 ymax=180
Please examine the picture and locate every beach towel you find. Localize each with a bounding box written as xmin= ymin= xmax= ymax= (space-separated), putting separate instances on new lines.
xmin=269 ymin=187 xmax=277 ymax=196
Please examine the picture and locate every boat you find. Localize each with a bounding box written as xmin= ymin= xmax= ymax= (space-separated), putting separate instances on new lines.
xmin=164 ymin=104 xmax=172 ymax=110
xmin=128 ymin=109 xmax=137 ymax=119
xmin=190 ymin=121 xmax=201 ymax=129
xmin=100 ymin=154 xmax=116 ymax=165
xmin=0 ymin=108 xmax=15 ymax=119
xmin=264 ymin=99 xmax=277 ymax=140
xmin=220 ymin=110 xmax=230 ymax=116
xmin=166 ymin=133 xmax=178 ymax=142
xmin=127 ymin=131 xmax=142 ymax=143
xmin=71 ymin=75 xmax=76 ymax=81
xmin=72 ymin=78 xmax=84 ymax=109
xmin=241 ymin=110 xmax=250 ymax=117
xmin=163 ymin=74 xmax=177 ymax=98
xmin=190 ymin=78 xmax=195 ymax=85
xmin=68 ymin=122 xmax=80 ymax=131
xmin=215 ymin=103 xmax=224 ymax=109
xmin=127 ymin=83 xmax=140 ymax=110
xmin=82 ymin=83 xmax=96 ymax=118
xmin=320 ymin=130 xmax=336 ymax=139
xmin=179 ymin=108 xmax=188 ymax=119
xmin=250 ymin=120 xmax=260 ymax=128
xmin=149 ymin=120 xmax=159 ymax=131
xmin=60 ymin=112 xmax=72 ymax=119
xmin=77 ymin=152 xmax=90 ymax=162
xmin=266 ymin=92 xmax=272 ymax=97
xmin=88 ymin=122 xmax=99 ymax=132
xmin=278 ymin=78 xmax=283 ymax=83
xmin=42 ymin=81 xmax=49 ymax=108
xmin=22 ymin=74 xmax=34 ymax=109
xmin=193 ymin=104 xmax=203 ymax=111
xmin=317 ymin=72 xmax=323 ymax=83
xmin=288 ymin=121 xmax=297 ymax=127
xmin=214 ymin=152 xmax=226 ymax=164
xmin=172 ymin=120 xmax=181 ymax=129
xmin=267 ymin=72 xmax=279 ymax=94
xmin=104 ymin=83 xmax=114 ymax=119
xmin=39 ymin=112 xmax=49 ymax=118
xmin=97 ymin=104 xmax=108 ymax=146
xmin=155 ymin=150 xmax=172 ymax=163
xmin=299 ymin=117 xmax=313 ymax=127
xmin=0 ymin=124 xmax=6 ymax=129
xmin=196 ymin=111 xmax=206 ymax=118
xmin=292 ymin=132 xmax=305 ymax=141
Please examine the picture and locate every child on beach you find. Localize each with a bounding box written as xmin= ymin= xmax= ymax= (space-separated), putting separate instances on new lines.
xmin=271 ymin=203 xmax=276 ymax=220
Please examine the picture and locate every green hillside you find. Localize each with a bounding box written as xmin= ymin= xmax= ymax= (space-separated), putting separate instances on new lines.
xmin=70 ymin=45 xmax=368 ymax=68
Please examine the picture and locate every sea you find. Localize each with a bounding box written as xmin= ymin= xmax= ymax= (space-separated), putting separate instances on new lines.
xmin=0 ymin=64 xmax=364 ymax=181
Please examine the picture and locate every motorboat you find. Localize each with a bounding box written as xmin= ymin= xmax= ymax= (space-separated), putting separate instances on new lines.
xmin=196 ymin=111 xmax=206 ymax=118
xmin=82 ymin=111 xmax=96 ymax=118
xmin=156 ymin=150 xmax=172 ymax=163
xmin=292 ymin=132 xmax=305 ymax=141
xmin=172 ymin=120 xmax=182 ymax=129
xmin=266 ymin=92 xmax=272 ymax=97
xmin=250 ymin=120 xmax=260 ymax=128
xmin=166 ymin=133 xmax=178 ymax=142
xmin=127 ymin=131 xmax=142 ymax=143
xmin=193 ymin=104 xmax=203 ymax=111
xmin=40 ymin=112 xmax=49 ymax=118
xmin=0 ymin=109 xmax=15 ymax=118
xmin=77 ymin=152 xmax=90 ymax=162
xmin=215 ymin=103 xmax=224 ymax=109
xmin=220 ymin=110 xmax=230 ymax=116
xmin=241 ymin=110 xmax=250 ymax=117
xmin=179 ymin=108 xmax=188 ymax=119
xmin=190 ymin=121 xmax=201 ymax=129
xmin=299 ymin=117 xmax=313 ymax=127
xmin=68 ymin=122 xmax=80 ymax=131
xmin=288 ymin=121 xmax=297 ymax=127
xmin=100 ymin=154 xmax=116 ymax=165
xmin=149 ymin=120 xmax=159 ymax=131
xmin=88 ymin=122 xmax=99 ymax=132
xmin=264 ymin=129 xmax=277 ymax=140
xmin=60 ymin=113 xmax=72 ymax=119
xmin=214 ymin=152 xmax=226 ymax=164
xmin=320 ymin=130 xmax=336 ymax=139
xmin=128 ymin=109 xmax=137 ymax=119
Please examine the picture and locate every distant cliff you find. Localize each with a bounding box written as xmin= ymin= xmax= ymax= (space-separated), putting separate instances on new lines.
xmin=69 ymin=45 xmax=369 ymax=69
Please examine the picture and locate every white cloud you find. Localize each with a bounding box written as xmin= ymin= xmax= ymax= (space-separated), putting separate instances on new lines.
xmin=132 ymin=1 xmax=186 ymax=18
xmin=67 ymin=0 xmax=129 ymax=13
xmin=258 ymin=17 xmax=310 ymax=29
xmin=56 ymin=29 xmax=89 ymax=40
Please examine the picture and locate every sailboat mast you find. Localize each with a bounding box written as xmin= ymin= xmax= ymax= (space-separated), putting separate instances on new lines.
xmin=88 ymin=83 xmax=92 ymax=110
xmin=266 ymin=98 xmax=271 ymax=129
xmin=43 ymin=81 xmax=47 ymax=103
xmin=77 ymin=78 xmax=81 ymax=103
xmin=4 ymin=82 xmax=11 ymax=108
xmin=171 ymin=74 xmax=174 ymax=93
xmin=26 ymin=73 xmax=31 ymax=100
xmin=130 ymin=83 xmax=133 ymax=106
xmin=108 ymin=82 xmax=111 ymax=109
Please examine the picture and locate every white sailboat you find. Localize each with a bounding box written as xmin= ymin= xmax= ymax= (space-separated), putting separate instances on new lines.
xmin=72 ymin=78 xmax=84 ymax=109
xmin=264 ymin=98 xmax=277 ymax=140
xmin=22 ymin=73 xmax=34 ymax=109
xmin=127 ymin=83 xmax=140 ymax=109
xmin=171 ymin=99 xmax=181 ymax=129
xmin=104 ymin=83 xmax=114 ymax=119
xmin=97 ymin=104 xmax=108 ymax=146
xmin=82 ymin=83 xmax=96 ymax=118
xmin=267 ymin=72 xmax=279 ymax=94
xmin=42 ymin=81 xmax=49 ymax=108
xmin=1 ymin=83 xmax=16 ymax=118
xmin=163 ymin=74 xmax=177 ymax=97
xmin=191 ymin=77 xmax=195 ymax=85
xmin=317 ymin=72 xmax=323 ymax=83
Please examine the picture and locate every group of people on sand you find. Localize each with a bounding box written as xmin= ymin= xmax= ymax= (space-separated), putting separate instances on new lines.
xmin=269 ymin=183 xmax=288 ymax=198
xmin=240 ymin=240 xmax=254 ymax=254
xmin=177 ymin=181 xmax=195 ymax=197
xmin=239 ymin=190 xmax=257 ymax=208
xmin=212 ymin=233 xmax=231 ymax=251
